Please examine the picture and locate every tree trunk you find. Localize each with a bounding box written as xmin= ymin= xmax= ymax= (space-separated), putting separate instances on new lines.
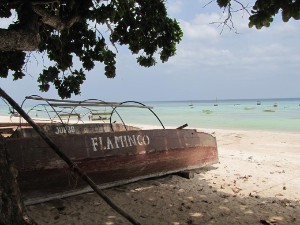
xmin=0 ymin=136 xmax=37 ymax=225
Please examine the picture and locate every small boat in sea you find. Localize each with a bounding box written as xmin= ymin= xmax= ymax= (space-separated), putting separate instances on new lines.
xmin=257 ymin=101 xmax=261 ymax=105
xmin=214 ymin=97 xmax=218 ymax=106
xmin=0 ymin=96 xmax=218 ymax=204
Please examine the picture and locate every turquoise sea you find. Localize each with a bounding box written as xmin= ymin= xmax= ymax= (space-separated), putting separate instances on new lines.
xmin=1 ymin=98 xmax=300 ymax=133
xmin=117 ymin=98 xmax=300 ymax=133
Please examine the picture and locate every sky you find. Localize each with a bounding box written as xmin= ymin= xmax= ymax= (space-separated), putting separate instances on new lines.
xmin=1 ymin=0 xmax=300 ymax=103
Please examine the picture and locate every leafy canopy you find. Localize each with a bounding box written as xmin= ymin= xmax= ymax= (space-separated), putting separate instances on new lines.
xmin=0 ymin=0 xmax=183 ymax=98
xmin=0 ymin=0 xmax=299 ymax=98
xmin=217 ymin=0 xmax=300 ymax=29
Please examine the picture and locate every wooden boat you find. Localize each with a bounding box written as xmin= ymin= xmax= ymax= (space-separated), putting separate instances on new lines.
xmin=0 ymin=97 xmax=218 ymax=204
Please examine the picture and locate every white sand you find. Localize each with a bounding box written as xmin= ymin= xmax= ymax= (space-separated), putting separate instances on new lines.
xmin=2 ymin=117 xmax=299 ymax=225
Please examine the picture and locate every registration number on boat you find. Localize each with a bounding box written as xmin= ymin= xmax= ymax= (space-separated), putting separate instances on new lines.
xmin=54 ymin=125 xmax=76 ymax=134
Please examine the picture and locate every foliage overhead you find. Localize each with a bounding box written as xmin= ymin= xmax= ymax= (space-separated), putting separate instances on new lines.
xmin=217 ymin=0 xmax=300 ymax=29
xmin=249 ymin=0 xmax=300 ymax=28
xmin=0 ymin=0 xmax=299 ymax=98
xmin=0 ymin=0 xmax=183 ymax=98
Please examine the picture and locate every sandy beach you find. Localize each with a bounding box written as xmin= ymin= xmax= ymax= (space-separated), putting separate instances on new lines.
xmin=12 ymin=124 xmax=296 ymax=225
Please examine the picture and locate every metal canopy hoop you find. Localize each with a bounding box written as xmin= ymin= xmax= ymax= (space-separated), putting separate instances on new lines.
xmin=110 ymin=101 xmax=165 ymax=132
xmin=19 ymin=96 xmax=162 ymax=135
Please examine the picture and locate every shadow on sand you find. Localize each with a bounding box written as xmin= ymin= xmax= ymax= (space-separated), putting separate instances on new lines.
xmin=27 ymin=166 xmax=299 ymax=225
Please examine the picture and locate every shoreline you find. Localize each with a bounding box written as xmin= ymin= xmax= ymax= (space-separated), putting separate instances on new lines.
xmin=128 ymin=122 xmax=300 ymax=135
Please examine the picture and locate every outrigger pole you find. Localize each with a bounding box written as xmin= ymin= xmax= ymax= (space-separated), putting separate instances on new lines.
xmin=0 ymin=88 xmax=141 ymax=225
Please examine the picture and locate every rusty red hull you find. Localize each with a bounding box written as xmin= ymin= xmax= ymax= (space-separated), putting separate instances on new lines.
xmin=4 ymin=128 xmax=218 ymax=203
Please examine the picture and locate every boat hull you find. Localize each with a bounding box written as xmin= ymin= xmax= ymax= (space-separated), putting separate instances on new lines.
xmin=4 ymin=128 xmax=218 ymax=203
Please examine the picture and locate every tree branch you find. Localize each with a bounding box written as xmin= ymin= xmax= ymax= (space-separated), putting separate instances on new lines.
xmin=32 ymin=5 xmax=81 ymax=30
xmin=206 ymin=0 xmax=251 ymax=33
xmin=0 ymin=28 xmax=40 ymax=51
xmin=5 ymin=0 xmax=60 ymax=6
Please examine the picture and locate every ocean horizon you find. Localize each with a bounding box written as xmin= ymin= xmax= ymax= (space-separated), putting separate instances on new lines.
xmin=133 ymin=98 xmax=300 ymax=133
xmin=1 ymin=97 xmax=300 ymax=133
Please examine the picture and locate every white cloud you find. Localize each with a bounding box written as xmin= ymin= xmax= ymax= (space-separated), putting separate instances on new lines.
xmin=179 ymin=11 xmax=252 ymax=41
xmin=258 ymin=20 xmax=300 ymax=38
xmin=193 ymin=13 xmax=222 ymax=24
xmin=249 ymin=44 xmax=288 ymax=56
xmin=179 ymin=13 xmax=221 ymax=41
xmin=272 ymin=21 xmax=298 ymax=33
xmin=165 ymin=19 xmax=300 ymax=77
xmin=166 ymin=43 xmax=235 ymax=71
xmin=167 ymin=0 xmax=183 ymax=14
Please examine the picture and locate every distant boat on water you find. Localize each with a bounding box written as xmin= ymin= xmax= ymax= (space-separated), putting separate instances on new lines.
xmin=257 ymin=101 xmax=261 ymax=105
xmin=214 ymin=97 xmax=218 ymax=106
xmin=273 ymin=102 xmax=278 ymax=107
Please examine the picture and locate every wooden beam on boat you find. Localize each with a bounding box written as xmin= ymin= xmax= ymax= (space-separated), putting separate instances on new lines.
xmin=176 ymin=170 xmax=195 ymax=179
xmin=0 ymin=122 xmax=30 ymax=128
xmin=177 ymin=123 xmax=188 ymax=129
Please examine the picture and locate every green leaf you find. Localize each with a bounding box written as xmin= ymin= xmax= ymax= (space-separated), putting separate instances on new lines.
xmin=216 ymin=0 xmax=230 ymax=8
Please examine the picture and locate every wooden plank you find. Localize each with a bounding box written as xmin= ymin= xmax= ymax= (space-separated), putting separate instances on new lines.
xmin=19 ymin=145 xmax=217 ymax=202
xmin=13 ymin=123 xmax=140 ymax=137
